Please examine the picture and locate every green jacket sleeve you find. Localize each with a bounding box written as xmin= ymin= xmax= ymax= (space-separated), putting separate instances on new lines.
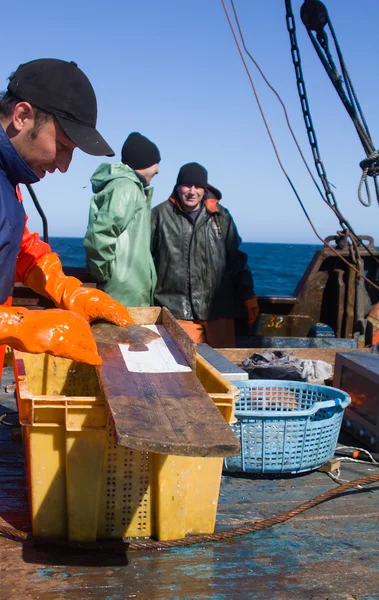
xmin=84 ymin=180 xmax=139 ymax=283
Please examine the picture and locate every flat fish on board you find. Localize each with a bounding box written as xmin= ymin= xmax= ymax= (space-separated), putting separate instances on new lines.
xmin=91 ymin=322 xmax=160 ymax=352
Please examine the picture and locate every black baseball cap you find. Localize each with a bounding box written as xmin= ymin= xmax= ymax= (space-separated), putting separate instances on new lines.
xmin=7 ymin=58 xmax=115 ymax=157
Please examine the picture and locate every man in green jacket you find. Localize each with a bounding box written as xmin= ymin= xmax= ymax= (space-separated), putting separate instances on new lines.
xmin=151 ymin=162 xmax=259 ymax=348
xmin=84 ymin=132 xmax=160 ymax=307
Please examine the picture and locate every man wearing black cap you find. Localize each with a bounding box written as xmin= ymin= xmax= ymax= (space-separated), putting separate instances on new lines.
xmin=84 ymin=132 xmax=160 ymax=307
xmin=0 ymin=58 xmax=134 ymax=369
xmin=151 ymin=162 xmax=258 ymax=347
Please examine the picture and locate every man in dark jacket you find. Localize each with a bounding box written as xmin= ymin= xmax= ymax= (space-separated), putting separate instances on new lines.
xmin=151 ymin=162 xmax=258 ymax=347
xmin=0 ymin=58 xmax=134 ymax=369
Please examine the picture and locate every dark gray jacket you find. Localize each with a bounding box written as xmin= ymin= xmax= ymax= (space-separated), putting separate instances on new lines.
xmin=151 ymin=188 xmax=255 ymax=320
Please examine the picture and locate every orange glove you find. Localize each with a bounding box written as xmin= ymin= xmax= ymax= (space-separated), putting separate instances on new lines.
xmin=25 ymin=253 xmax=134 ymax=325
xmin=244 ymin=295 xmax=259 ymax=328
xmin=0 ymin=306 xmax=101 ymax=365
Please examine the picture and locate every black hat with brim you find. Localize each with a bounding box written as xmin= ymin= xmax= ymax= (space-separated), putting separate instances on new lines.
xmin=8 ymin=58 xmax=115 ymax=157
xmin=56 ymin=115 xmax=114 ymax=157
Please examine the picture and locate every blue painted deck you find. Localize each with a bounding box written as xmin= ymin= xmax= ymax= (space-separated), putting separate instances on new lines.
xmin=0 ymin=366 xmax=378 ymax=600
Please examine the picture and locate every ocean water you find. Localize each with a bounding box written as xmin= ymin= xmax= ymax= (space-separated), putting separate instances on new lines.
xmin=49 ymin=237 xmax=321 ymax=296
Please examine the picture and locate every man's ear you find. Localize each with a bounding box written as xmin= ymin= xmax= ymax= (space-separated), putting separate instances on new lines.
xmin=12 ymin=102 xmax=34 ymax=132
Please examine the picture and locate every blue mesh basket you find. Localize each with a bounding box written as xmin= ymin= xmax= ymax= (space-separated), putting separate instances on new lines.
xmin=224 ymin=380 xmax=351 ymax=474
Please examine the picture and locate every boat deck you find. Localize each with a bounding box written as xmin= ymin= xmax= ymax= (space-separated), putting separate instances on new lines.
xmin=1 ymin=366 xmax=378 ymax=600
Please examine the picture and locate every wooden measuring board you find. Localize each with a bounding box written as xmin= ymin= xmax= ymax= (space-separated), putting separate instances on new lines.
xmin=93 ymin=321 xmax=240 ymax=457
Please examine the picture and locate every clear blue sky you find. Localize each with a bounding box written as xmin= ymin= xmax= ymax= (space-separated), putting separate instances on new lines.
xmin=2 ymin=0 xmax=378 ymax=243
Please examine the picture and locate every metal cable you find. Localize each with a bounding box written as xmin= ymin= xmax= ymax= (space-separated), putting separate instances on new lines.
xmin=229 ymin=1 xmax=327 ymax=208
xmin=1 ymin=473 xmax=378 ymax=552
xmin=285 ymin=0 xmax=379 ymax=269
xmin=300 ymin=0 xmax=379 ymax=206
xmin=285 ymin=1 xmax=344 ymax=214
xmin=359 ymin=151 xmax=379 ymax=207
xmin=25 ymin=184 xmax=49 ymax=243
xmin=230 ymin=0 xmax=379 ymax=274
xmin=220 ymin=0 xmax=379 ymax=292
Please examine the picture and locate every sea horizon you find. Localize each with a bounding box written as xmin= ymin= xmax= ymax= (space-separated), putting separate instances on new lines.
xmin=48 ymin=238 xmax=322 ymax=296
xmin=49 ymin=237 xmax=322 ymax=245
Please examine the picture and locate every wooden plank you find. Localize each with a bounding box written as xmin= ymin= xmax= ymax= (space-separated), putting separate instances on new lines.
xmin=161 ymin=307 xmax=196 ymax=370
xmin=94 ymin=324 xmax=240 ymax=457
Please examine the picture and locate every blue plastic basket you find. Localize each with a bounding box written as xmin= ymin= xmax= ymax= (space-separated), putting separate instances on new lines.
xmin=224 ymin=380 xmax=351 ymax=474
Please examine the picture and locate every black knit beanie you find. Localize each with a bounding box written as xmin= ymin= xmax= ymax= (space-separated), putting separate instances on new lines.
xmin=176 ymin=162 xmax=208 ymax=188
xmin=121 ymin=132 xmax=161 ymax=169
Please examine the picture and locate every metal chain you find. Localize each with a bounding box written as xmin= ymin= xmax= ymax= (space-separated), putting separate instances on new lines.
xmin=285 ymin=1 xmax=341 ymax=215
xmin=285 ymin=0 xmax=379 ymax=274
xmin=221 ymin=0 xmax=379 ymax=288
xmin=299 ymin=0 xmax=379 ymax=207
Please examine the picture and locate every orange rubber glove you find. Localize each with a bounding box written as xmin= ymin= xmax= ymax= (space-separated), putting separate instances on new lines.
xmin=244 ymin=295 xmax=259 ymax=328
xmin=25 ymin=253 xmax=134 ymax=325
xmin=0 ymin=306 xmax=101 ymax=365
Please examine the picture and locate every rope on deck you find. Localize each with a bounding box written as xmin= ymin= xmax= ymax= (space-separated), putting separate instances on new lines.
xmin=1 ymin=473 xmax=378 ymax=553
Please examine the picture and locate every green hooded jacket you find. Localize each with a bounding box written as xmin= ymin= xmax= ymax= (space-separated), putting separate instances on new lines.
xmin=83 ymin=163 xmax=157 ymax=307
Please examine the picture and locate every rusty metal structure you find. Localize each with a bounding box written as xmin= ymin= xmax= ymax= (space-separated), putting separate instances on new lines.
xmin=247 ymin=234 xmax=379 ymax=345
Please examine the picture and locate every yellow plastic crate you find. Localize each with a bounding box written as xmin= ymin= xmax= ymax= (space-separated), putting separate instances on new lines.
xmin=14 ymin=351 xmax=224 ymax=542
xmin=196 ymin=353 xmax=239 ymax=424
